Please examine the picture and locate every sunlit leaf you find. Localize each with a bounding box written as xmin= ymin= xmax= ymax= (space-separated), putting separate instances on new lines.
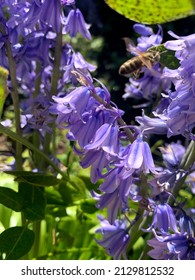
xmin=149 ymin=44 xmax=180 ymax=69
xmin=0 ymin=226 xmax=34 ymax=259
xmin=0 ymin=66 xmax=8 ymax=119
xmin=105 ymin=0 xmax=195 ymax=24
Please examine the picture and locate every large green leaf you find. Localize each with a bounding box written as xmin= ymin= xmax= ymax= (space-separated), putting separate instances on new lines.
xmin=18 ymin=182 xmax=46 ymax=221
xmin=105 ymin=0 xmax=195 ymax=24
xmin=5 ymin=171 xmax=60 ymax=187
xmin=0 ymin=226 xmax=34 ymax=259
xmin=0 ymin=187 xmax=24 ymax=212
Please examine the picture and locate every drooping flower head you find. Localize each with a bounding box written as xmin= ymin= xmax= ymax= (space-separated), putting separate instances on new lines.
xmin=95 ymin=215 xmax=130 ymax=260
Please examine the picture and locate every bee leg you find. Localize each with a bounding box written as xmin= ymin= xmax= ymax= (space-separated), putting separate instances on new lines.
xmin=133 ymin=69 xmax=141 ymax=79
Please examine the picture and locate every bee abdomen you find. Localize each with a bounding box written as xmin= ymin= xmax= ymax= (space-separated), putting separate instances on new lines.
xmin=119 ymin=57 xmax=143 ymax=75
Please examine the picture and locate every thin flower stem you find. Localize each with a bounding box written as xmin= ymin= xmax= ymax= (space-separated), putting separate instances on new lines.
xmin=127 ymin=173 xmax=148 ymax=251
xmin=168 ymin=140 xmax=195 ymax=206
xmin=39 ymin=27 xmax=63 ymax=169
xmin=50 ymin=27 xmax=62 ymax=97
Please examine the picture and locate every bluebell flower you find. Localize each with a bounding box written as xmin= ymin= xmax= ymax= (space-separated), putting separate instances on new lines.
xmin=40 ymin=0 xmax=63 ymax=33
xmin=148 ymin=211 xmax=195 ymax=259
xmin=159 ymin=142 xmax=185 ymax=171
xmin=149 ymin=230 xmax=195 ymax=260
xmin=136 ymin=24 xmax=163 ymax=51
xmin=133 ymin=24 xmax=153 ymax=37
xmin=12 ymin=0 xmax=41 ymax=33
xmin=61 ymin=0 xmax=75 ymax=6
xmin=95 ymin=215 xmax=130 ymax=259
xmin=158 ymin=31 xmax=195 ymax=138
xmin=147 ymin=238 xmax=174 ymax=259
xmin=63 ymin=50 xmax=96 ymax=83
xmin=84 ymin=123 xmax=120 ymax=156
xmin=93 ymin=189 xmax=125 ymax=224
xmin=64 ymin=8 xmax=91 ymax=40
xmin=123 ymin=134 xmax=157 ymax=174
xmin=145 ymin=203 xmax=178 ymax=233
xmin=81 ymin=149 xmax=112 ymax=183
xmin=52 ymin=86 xmax=91 ymax=122
xmin=21 ymin=94 xmax=54 ymax=134
xmin=136 ymin=110 xmax=167 ymax=135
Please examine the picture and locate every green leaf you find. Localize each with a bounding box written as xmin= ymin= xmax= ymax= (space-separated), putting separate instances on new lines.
xmin=19 ymin=182 xmax=46 ymax=221
xmin=45 ymin=187 xmax=68 ymax=206
xmin=80 ymin=198 xmax=98 ymax=214
xmin=149 ymin=44 xmax=180 ymax=69
xmin=58 ymin=176 xmax=88 ymax=204
xmin=5 ymin=171 xmax=60 ymax=187
xmin=0 ymin=226 xmax=35 ymax=259
xmin=0 ymin=187 xmax=24 ymax=212
xmin=105 ymin=0 xmax=195 ymax=24
xmin=0 ymin=66 xmax=8 ymax=119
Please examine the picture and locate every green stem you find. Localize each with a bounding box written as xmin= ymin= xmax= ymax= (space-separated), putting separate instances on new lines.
xmin=32 ymin=221 xmax=41 ymax=258
xmin=33 ymin=62 xmax=42 ymax=99
xmin=0 ymin=123 xmax=67 ymax=179
xmin=127 ymin=173 xmax=148 ymax=251
xmin=0 ymin=24 xmax=23 ymax=170
xmin=168 ymin=140 xmax=195 ymax=206
xmin=39 ymin=132 xmax=51 ymax=171
xmin=138 ymin=232 xmax=152 ymax=260
xmin=50 ymin=28 xmax=62 ymax=97
xmin=180 ymin=140 xmax=195 ymax=170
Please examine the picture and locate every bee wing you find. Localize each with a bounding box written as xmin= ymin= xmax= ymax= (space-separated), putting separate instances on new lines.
xmin=122 ymin=38 xmax=140 ymax=56
xmin=139 ymin=56 xmax=161 ymax=78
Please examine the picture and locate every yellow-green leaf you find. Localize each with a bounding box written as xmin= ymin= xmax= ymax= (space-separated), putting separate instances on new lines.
xmin=0 ymin=66 xmax=8 ymax=119
xmin=105 ymin=0 xmax=195 ymax=24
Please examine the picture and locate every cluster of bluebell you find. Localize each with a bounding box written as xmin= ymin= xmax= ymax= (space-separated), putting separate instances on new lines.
xmin=0 ymin=0 xmax=195 ymax=259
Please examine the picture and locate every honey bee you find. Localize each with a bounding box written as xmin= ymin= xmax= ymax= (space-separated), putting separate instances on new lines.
xmin=119 ymin=38 xmax=160 ymax=78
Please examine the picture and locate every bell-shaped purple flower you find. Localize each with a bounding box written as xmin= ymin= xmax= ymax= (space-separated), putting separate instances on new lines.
xmin=136 ymin=111 xmax=167 ymax=135
xmin=124 ymin=135 xmax=157 ymax=174
xmin=148 ymin=211 xmax=195 ymax=259
xmin=145 ymin=203 xmax=178 ymax=233
xmin=95 ymin=215 xmax=130 ymax=259
xmin=159 ymin=142 xmax=185 ymax=170
xmin=40 ymin=0 xmax=62 ymax=33
xmin=64 ymin=8 xmax=91 ymax=40
xmin=147 ymin=238 xmax=174 ymax=259
xmin=84 ymin=123 xmax=120 ymax=156
xmin=149 ymin=231 xmax=195 ymax=260
xmin=52 ymin=86 xmax=91 ymax=122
